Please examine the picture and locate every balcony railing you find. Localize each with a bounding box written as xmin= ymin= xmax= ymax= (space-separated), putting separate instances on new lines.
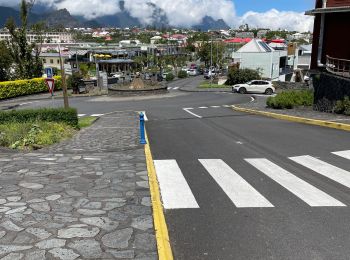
xmin=326 ymin=55 xmax=350 ymax=78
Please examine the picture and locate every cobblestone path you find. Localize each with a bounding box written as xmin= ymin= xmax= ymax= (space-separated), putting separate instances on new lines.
xmin=0 ymin=112 xmax=157 ymax=259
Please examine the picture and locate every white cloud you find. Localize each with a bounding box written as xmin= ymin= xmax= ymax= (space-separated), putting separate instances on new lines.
xmin=0 ymin=0 xmax=314 ymax=32
xmin=239 ymin=9 xmax=314 ymax=32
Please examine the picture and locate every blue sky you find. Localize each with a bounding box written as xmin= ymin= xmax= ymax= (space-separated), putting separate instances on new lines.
xmin=234 ymin=0 xmax=315 ymax=15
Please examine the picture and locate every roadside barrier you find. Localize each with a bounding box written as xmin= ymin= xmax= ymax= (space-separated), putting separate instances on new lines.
xmin=140 ymin=112 xmax=147 ymax=144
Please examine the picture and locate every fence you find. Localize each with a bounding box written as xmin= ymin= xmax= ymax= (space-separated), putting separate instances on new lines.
xmin=326 ymin=55 xmax=350 ymax=78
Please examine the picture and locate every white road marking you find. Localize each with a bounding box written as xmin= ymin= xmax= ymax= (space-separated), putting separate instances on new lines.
xmin=199 ymin=106 xmax=208 ymax=109
xmin=246 ymin=158 xmax=345 ymax=207
xmin=19 ymin=101 xmax=40 ymax=106
xmin=167 ymin=87 xmax=172 ymax=90
xmin=210 ymin=106 xmax=221 ymax=108
xmin=199 ymin=159 xmax=274 ymax=208
xmin=183 ymin=108 xmax=202 ymax=119
xmin=173 ymin=87 xmax=179 ymax=90
xmin=154 ymin=160 xmax=199 ymax=209
xmin=290 ymin=155 xmax=350 ymax=189
xmin=250 ymin=97 xmax=255 ymax=102
xmin=223 ymin=105 xmax=231 ymax=108
xmin=90 ymin=114 xmax=104 ymax=117
xmin=78 ymin=114 xmax=86 ymax=117
xmin=332 ymin=150 xmax=350 ymax=160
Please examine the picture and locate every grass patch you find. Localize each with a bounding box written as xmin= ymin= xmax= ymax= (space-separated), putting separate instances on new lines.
xmin=78 ymin=116 xmax=97 ymax=129
xmin=0 ymin=121 xmax=77 ymax=150
xmin=199 ymin=82 xmax=230 ymax=89
xmin=267 ymin=90 xmax=314 ymax=109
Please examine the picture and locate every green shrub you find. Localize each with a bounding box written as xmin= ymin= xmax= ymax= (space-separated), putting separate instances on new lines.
xmin=334 ymin=96 xmax=350 ymax=115
xmin=0 ymin=108 xmax=78 ymax=127
xmin=0 ymin=121 xmax=76 ymax=150
xmin=166 ymin=73 xmax=175 ymax=81
xmin=266 ymin=90 xmax=314 ymax=109
xmin=178 ymin=70 xmax=188 ymax=78
xmin=0 ymin=76 xmax=62 ymax=100
xmin=226 ymin=68 xmax=261 ymax=86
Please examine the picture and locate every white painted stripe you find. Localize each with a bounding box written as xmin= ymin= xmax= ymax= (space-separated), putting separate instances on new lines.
xmin=246 ymin=158 xmax=345 ymax=207
xmin=198 ymin=106 xmax=208 ymax=109
xmin=290 ymin=155 xmax=350 ymax=189
xmin=153 ymin=160 xmax=199 ymax=209
xmin=250 ymin=97 xmax=255 ymax=102
xmin=78 ymin=114 xmax=86 ymax=117
xmin=173 ymin=87 xmax=179 ymax=90
xmin=223 ymin=105 xmax=231 ymax=108
xmin=183 ymin=108 xmax=202 ymax=119
xmin=332 ymin=150 xmax=350 ymax=160
xmin=199 ymin=159 xmax=274 ymax=208
xmin=210 ymin=106 xmax=220 ymax=108
xmin=91 ymin=114 xmax=104 ymax=117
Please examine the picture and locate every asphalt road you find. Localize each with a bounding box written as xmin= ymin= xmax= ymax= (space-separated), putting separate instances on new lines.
xmin=14 ymin=76 xmax=350 ymax=259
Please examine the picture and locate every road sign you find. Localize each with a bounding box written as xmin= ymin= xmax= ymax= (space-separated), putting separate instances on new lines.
xmin=64 ymin=64 xmax=72 ymax=75
xmin=45 ymin=68 xmax=53 ymax=78
xmin=45 ymin=78 xmax=55 ymax=95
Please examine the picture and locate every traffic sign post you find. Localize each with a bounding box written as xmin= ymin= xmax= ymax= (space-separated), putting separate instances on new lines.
xmin=45 ymin=68 xmax=53 ymax=78
xmin=45 ymin=78 xmax=55 ymax=107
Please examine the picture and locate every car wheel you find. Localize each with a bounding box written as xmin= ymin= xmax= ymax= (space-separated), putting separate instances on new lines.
xmin=265 ymin=88 xmax=273 ymax=95
xmin=239 ymin=87 xmax=247 ymax=94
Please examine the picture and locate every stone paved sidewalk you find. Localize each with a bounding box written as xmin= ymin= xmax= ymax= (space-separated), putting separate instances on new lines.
xmin=237 ymin=95 xmax=350 ymax=124
xmin=0 ymin=111 xmax=157 ymax=259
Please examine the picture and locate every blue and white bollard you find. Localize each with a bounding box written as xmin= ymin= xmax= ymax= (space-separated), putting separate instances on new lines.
xmin=140 ymin=112 xmax=147 ymax=145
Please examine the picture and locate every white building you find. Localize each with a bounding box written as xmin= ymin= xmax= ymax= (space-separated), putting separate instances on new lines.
xmin=0 ymin=30 xmax=73 ymax=43
xmin=232 ymin=39 xmax=289 ymax=80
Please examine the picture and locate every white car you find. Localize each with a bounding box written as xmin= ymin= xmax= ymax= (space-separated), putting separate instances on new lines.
xmin=187 ymin=69 xmax=198 ymax=76
xmin=232 ymin=80 xmax=275 ymax=95
xmin=111 ymin=72 xmax=124 ymax=78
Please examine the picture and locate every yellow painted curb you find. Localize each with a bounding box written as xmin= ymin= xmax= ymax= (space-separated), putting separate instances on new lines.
xmin=232 ymin=105 xmax=350 ymax=132
xmin=144 ymin=132 xmax=174 ymax=260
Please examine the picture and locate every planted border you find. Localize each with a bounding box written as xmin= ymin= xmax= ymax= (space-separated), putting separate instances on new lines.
xmin=0 ymin=76 xmax=62 ymax=100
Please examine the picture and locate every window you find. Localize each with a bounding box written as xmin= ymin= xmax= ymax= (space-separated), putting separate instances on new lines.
xmin=57 ymin=60 xmax=60 ymax=64
xmin=50 ymin=59 xmax=54 ymax=64
xmin=43 ymin=59 xmax=46 ymax=63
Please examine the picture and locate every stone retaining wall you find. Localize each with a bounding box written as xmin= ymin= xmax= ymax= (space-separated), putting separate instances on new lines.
xmin=313 ymin=72 xmax=350 ymax=112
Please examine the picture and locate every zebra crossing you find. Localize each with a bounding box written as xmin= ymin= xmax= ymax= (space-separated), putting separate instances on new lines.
xmin=78 ymin=114 xmax=105 ymax=117
xmin=167 ymin=86 xmax=179 ymax=90
xmin=154 ymin=150 xmax=350 ymax=209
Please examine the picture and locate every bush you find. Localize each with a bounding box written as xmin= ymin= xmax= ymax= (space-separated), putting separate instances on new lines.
xmin=266 ymin=90 xmax=314 ymax=109
xmin=226 ymin=68 xmax=261 ymax=86
xmin=334 ymin=96 xmax=350 ymax=115
xmin=166 ymin=73 xmax=175 ymax=81
xmin=178 ymin=70 xmax=188 ymax=78
xmin=0 ymin=108 xmax=78 ymax=127
xmin=0 ymin=76 xmax=62 ymax=100
xmin=67 ymin=73 xmax=83 ymax=94
xmin=0 ymin=121 xmax=76 ymax=150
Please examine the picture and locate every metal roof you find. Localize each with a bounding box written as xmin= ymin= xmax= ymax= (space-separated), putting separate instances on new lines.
xmin=97 ymin=59 xmax=134 ymax=64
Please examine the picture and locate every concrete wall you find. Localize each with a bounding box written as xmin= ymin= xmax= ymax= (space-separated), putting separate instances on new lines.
xmin=232 ymin=51 xmax=285 ymax=79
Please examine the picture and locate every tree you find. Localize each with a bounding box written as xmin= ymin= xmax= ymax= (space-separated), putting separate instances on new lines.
xmin=226 ymin=68 xmax=261 ymax=85
xmin=197 ymin=41 xmax=225 ymax=68
xmin=5 ymin=0 xmax=43 ymax=79
xmin=0 ymin=41 xmax=13 ymax=81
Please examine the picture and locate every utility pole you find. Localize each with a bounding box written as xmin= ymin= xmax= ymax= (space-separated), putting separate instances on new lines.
xmin=58 ymin=43 xmax=69 ymax=108
xmin=210 ymin=33 xmax=213 ymax=85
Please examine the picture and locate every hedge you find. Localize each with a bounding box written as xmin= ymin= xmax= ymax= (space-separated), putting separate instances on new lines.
xmin=178 ymin=70 xmax=188 ymax=78
xmin=0 ymin=107 xmax=78 ymax=127
xmin=266 ymin=90 xmax=314 ymax=109
xmin=0 ymin=76 xmax=62 ymax=100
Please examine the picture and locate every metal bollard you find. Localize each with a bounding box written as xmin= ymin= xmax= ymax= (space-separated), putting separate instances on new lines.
xmin=139 ymin=112 xmax=147 ymax=145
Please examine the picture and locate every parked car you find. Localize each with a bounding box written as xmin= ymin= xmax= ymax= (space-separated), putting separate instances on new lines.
xmin=188 ymin=69 xmax=199 ymax=76
xmin=232 ymin=80 xmax=275 ymax=95
xmin=204 ymin=69 xmax=216 ymax=79
xmin=111 ymin=72 xmax=123 ymax=78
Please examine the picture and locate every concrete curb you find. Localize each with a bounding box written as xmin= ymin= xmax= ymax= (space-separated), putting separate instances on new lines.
xmin=232 ymin=105 xmax=350 ymax=132
xmin=144 ymin=131 xmax=174 ymax=260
